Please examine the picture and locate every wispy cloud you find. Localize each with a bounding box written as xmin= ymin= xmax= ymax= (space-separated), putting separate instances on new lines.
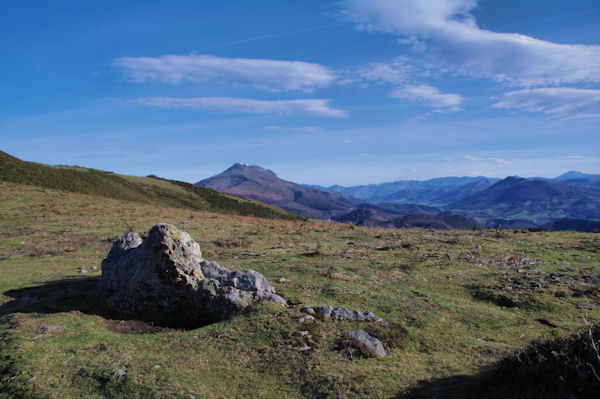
xmin=358 ymin=57 xmax=412 ymax=85
xmin=339 ymin=0 xmax=600 ymax=86
xmin=444 ymin=155 xmax=511 ymax=164
xmin=133 ymin=96 xmax=348 ymax=118
xmin=114 ymin=54 xmax=335 ymax=92
xmin=390 ymin=84 xmax=463 ymax=111
xmin=493 ymin=88 xmax=600 ymax=119
xmin=262 ymin=125 xmax=323 ymax=133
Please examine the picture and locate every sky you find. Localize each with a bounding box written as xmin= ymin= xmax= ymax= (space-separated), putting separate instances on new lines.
xmin=1 ymin=0 xmax=599 ymax=186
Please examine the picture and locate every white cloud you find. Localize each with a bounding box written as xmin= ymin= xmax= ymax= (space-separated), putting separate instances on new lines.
xmin=340 ymin=0 xmax=600 ymax=86
xmin=133 ymin=96 xmax=348 ymax=118
xmin=358 ymin=57 xmax=412 ymax=84
xmin=493 ymin=88 xmax=600 ymax=119
xmin=114 ymin=54 xmax=335 ymax=92
xmin=390 ymin=84 xmax=463 ymax=111
xmin=263 ymin=125 xmax=323 ymax=133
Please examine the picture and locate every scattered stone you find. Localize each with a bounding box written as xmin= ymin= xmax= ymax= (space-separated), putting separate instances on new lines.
xmin=153 ymin=365 xmax=161 ymax=369
xmin=298 ymin=315 xmax=315 ymax=323
xmin=92 ymin=266 xmax=98 ymax=270
xmin=278 ymin=277 xmax=290 ymax=283
xmin=300 ymin=306 xmax=315 ymax=315
xmin=78 ymin=265 xmax=87 ymax=274
xmin=331 ymin=306 xmax=354 ymax=320
xmin=300 ymin=330 xmax=309 ymax=336
xmin=344 ymin=330 xmax=386 ymax=357
xmin=317 ymin=305 xmax=333 ymax=319
xmin=99 ymin=224 xmax=286 ymax=328
xmin=298 ymin=345 xmax=311 ymax=352
xmin=110 ymin=366 xmax=128 ymax=378
xmin=317 ymin=306 xmax=384 ymax=322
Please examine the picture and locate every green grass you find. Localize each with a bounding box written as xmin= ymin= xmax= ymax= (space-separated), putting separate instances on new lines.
xmin=0 ymin=181 xmax=599 ymax=398
xmin=0 ymin=150 xmax=299 ymax=221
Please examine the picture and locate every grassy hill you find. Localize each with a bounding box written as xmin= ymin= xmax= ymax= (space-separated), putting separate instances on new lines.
xmin=0 ymin=181 xmax=598 ymax=398
xmin=0 ymin=150 xmax=299 ymax=221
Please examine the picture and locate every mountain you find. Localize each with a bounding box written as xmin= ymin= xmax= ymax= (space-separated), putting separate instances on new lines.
xmin=449 ymin=177 xmax=600 ymax=223
xmin=322 ymin=176 xmax=500 ymax=206
xmin=196 ymin=163 xmax=365 ymax=219
xmin=552 ymin=171 xmax=600 ymax=182
xmin=0 ymin=150 xmax=299 ymax=220
xmin=549 ymin=171 xmax=600 ymax=193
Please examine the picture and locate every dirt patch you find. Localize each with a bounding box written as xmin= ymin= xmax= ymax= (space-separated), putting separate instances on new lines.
xmin=104 ymin=319 xmax=182 ymax=334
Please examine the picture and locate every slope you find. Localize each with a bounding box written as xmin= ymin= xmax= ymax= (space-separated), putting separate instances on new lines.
xmin=0 ymin=150 xmax=299 ymax=220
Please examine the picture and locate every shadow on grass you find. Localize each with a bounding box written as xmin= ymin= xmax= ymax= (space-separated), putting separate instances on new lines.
xmin=397 ymin=324 xmax=600 ymax=399
xmin=1 ymin=277 xmax=179 ymax=333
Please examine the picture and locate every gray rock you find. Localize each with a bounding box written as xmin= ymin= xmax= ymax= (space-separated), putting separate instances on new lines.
xmin=331 ymin=306 xmax=354 ymax=320
xmin=345 ymin=330 xmax=386 ymax=357
xmin=300 ymin=306 xmax=315 ymax=315
xmin=316 ymin=305 xmax=384 ymax=323
xmin=317 ymin=305 xmax=334 ymax=319
xmin=99 ymin=224 xmax=286 ymax=328
xmin=110 ymin=366 xmax=128 ymax=378
xmin=262 ymin=292 xmax=288 ymax=307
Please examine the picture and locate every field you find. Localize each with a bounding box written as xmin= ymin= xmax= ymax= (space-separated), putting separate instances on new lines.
xmin=1 ymin=180 xmax=599 ymax=398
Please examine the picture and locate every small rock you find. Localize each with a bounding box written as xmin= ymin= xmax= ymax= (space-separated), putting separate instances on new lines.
xmin=184 ymin=394 xmax=195 ymax=399
xmin=278 ymin=277 xmax=290 ymax=283
xmin=331 ymin=307 xmax=354 ymax=320
xmin=300 ymin=306 xmax=315 ymax=315
xmin=298 ymin=345 xmax=311 ymax=352
xmin=317 ymin=305 xmax=333 ymax=319
xmin=153 ymin=364 xmax=161 ymax=369
xmin=345 ymin=330 xmax=386 ymax=357
xmin=92 ymin=266 xmax=98 ymax=270
xmin=110 ymin=366 xmax=128 ymax=378
xmin=300 ymin=330 xmax=309 ymax=336
xmin=298 ymin=315 xmax=315 ymax=323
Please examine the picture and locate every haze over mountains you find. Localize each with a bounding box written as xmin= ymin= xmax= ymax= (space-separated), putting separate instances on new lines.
xmin=198 ymin=164 xmax=600 ymax=231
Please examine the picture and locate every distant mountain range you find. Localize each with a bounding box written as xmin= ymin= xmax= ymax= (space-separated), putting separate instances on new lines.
xmin=198 ymin=164 xmax=600 ymax=231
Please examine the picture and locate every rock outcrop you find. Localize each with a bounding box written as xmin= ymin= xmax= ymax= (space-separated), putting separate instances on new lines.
xmin=99 ymin=223 xmax=286 ymax=328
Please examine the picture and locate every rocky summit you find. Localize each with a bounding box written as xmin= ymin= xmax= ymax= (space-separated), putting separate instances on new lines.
xmin=99 ymin=223 xmax=286 ymax=328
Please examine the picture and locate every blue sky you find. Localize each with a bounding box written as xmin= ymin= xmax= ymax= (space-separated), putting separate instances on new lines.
xmin=1 ymin=0 xmax=599 ymax=186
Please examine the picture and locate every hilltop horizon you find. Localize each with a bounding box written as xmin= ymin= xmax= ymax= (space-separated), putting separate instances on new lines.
xmin=200 ymin=162 xmax=600 ymax=187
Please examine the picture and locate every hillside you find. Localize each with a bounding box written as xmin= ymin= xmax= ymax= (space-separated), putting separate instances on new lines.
xmin=0 ymin=181 xmax=598 ymax=398
xmin=449 ymin=177 xmax=600 ymax=223
xmin=196 ymin=163 xmax=364 ymax=219
xmin=0 ymin=150 xmax=299 ymax=221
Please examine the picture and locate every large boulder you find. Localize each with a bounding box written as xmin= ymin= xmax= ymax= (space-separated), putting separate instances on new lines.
xmin=99 ymin=223 xmax=286 ymax=327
